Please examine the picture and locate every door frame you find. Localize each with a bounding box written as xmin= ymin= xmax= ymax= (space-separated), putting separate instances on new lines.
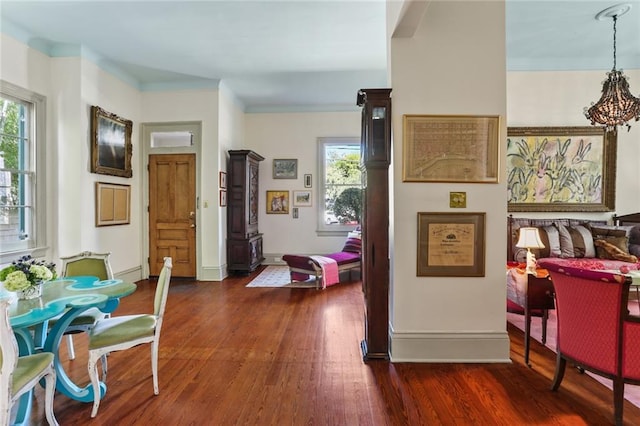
xmin=140 ymin=122 xmax=202 ymax=279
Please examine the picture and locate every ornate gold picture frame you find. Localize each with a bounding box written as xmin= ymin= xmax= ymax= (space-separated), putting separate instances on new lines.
xmin=506 ymin=126 xmax=616 ymax=212
xmin=91 ymin=106 xmax=133 ymax=178
xmin=403 ymin=115 xmax=500 ymax=183
xmin=417 ymin=212 xmax=485 ymax=277
xmin=266 ymin=190 xmax=289 ymax=214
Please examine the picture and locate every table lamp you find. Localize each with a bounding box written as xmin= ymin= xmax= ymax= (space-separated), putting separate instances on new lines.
xmin=516 ymin=227 xmax=545 ymax=274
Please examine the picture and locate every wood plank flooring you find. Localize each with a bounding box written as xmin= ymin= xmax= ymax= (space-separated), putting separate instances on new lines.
xmin=24 ymin=266 xmax=640 ymax=425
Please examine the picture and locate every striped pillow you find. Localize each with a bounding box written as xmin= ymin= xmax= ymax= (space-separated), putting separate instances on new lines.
xmin=556 ymin=223 xmax=596 ymax=258
xmin=342 ymin=237 xmax=362 ymax=255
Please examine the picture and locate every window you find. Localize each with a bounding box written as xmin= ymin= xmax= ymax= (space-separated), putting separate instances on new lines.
xmin=317 ymin=137 xmax=361 ymax=235
xmin=0 ymin=81 xmax=46 ymax=261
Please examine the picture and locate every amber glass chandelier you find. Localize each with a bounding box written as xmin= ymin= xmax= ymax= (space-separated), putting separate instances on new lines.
xmin=585 ymin=6 xmax=640 ymax=132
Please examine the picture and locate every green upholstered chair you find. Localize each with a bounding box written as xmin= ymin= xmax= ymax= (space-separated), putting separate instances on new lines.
xmin=0 ymin=297 xmax=59 ymax=425
xmin=87 ymin=257 xmax=173 ymax=418
xmin=55 ymin=251 xmax=114 ymax=360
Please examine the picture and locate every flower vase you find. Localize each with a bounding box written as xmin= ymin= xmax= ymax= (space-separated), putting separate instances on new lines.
xmin=16 ymin=281 xmax=43 ymax=300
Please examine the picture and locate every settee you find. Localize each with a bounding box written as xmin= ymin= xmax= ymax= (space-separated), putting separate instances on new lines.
xmin=506 ymin=213 xmax=640 ymax=365
xmin=282 ymin=230 xmax=361 ymax=289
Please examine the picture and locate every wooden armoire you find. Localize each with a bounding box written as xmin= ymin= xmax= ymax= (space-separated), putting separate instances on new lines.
xmin=227 ymin=150 xmax=265 ymax=274
xmin=357 ymin=88 xmax=392 ymax=360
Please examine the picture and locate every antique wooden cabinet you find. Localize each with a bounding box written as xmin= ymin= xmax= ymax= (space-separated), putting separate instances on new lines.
xmin=227 ymin=150 xmax=265 ymax=274
xmin=357 ymin=88 xmax=392 ymax=360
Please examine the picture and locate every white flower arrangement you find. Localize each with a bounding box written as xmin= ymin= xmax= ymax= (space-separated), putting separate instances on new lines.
xmin=0 ymin=255 xmax=57 ymax=292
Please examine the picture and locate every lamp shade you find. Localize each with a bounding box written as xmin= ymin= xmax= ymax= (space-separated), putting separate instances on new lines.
xmin=516 ymin=227 xmax=545 ymax=249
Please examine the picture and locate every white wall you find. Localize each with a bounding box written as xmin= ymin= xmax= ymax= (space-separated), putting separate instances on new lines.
xmin=1 ymin=34 xmax=144 ymax=279
xmin=507 ymin=70 xmax=640 ymax=218
xmin=245 ymin=111 xmax=361 ymax=258
xmin=140 ymin=88 xmax=222 ymax=280
xmin=218 ymin=82 xmax=246 ymax=272
xmin=388 ymin=1 xmax=509 ymax=362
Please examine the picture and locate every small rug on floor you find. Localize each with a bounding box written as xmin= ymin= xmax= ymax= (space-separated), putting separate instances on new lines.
xmin=246 ymin=265 xmax=318 ymax=288
xmin=508 ymin=301 xmax=640 ymax=408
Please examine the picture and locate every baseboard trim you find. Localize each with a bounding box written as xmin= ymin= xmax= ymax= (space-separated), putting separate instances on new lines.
xmin=201 ymin=265 xmax=227 ymax=281
xmin=390 ymin=327 xmax=511 ymax=363
xmin=114 ymin=266 xmax=143 ymax=283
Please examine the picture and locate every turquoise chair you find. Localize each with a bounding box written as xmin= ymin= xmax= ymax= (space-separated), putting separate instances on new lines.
xmin=0 ymin=297 xmax=59 ymax=425
xmin=87 ymin=257 xmax=173 ymax=418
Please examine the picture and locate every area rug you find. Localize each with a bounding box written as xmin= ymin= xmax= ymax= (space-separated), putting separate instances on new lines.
xmin=246 ymin=265 xmax=318 ymax=288
xmin=507 ymin=301 xmax=640 ymax=408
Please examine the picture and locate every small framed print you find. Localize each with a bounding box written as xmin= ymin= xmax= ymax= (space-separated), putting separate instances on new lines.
xmin=304 ymin=174 xmax=312 ymax=188
xmin=293 ymin=207 xmax=299 ymax=219
xmin=293 ymin=190 xmax=312 ymax=207
xmin=273 ymin=159 xmax=298 ymax=179
xmin=450 ymin=192 xmax=467 ymax=208
xmin=219 ymin=190 xmax=227 ymax=207
xmin=266 ymin=190 xmax=289 ymax=214
xmin=219 ymin=171 xmax=227 ymax=189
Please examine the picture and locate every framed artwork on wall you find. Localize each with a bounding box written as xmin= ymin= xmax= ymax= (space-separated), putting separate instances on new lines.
xmin=293 ymin=190 xmax=312 ymax=207
xmin=402 ymin=115 xmax=500 ymax=183
xmin=91 ymin=106 xmax=133 ymax=178
xmin=304 ymin=174 xmax=312 ymax=188
xmin=95 ymin=182 xmax=131 ymax=226
xmin=273 ymin=159 xmax=298 ymax=179
xmin=506 ymin=126 xmax=616 ymax=212
xmin=219 ymin=190 xmax=227 ymax=207
xmin=417 ymin=212 xmax=485 ymax=277
xmin=266 ymin=190 xmax=289 ymax=214
xmin=219 ymin=171 xmax=227 ymax=189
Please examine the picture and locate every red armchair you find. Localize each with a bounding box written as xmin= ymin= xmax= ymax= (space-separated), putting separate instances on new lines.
xmin=541 ymin=261 xmax=639 ymax=426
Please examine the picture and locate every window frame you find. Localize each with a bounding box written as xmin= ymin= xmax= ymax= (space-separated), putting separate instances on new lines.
xmin=0 ymin=81 xmax=47 ymax=264
xmin=316 ymin=137 xmax=361 ymax=236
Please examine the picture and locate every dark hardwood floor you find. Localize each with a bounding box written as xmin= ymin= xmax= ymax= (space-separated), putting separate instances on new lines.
xmin=24 ymin=266 xmax=640 ymax=425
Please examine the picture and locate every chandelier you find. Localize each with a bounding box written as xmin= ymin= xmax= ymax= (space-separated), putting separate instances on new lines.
xmin=584 ymin=5 xmax=640 ymax=132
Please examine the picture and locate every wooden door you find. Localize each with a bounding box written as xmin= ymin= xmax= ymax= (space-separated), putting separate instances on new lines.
xmin=149 ymin=154 xmax=196 ymax=277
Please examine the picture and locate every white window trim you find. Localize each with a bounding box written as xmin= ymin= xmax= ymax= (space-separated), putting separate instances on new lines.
xmin=0 ymin=81 xmax=47 ymax=265
xmin=316 ymin=136 xmax=360 ymax=236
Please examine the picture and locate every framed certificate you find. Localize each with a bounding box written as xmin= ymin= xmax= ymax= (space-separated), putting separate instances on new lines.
xmin=417 ymin=212 xmax=485 ymax=276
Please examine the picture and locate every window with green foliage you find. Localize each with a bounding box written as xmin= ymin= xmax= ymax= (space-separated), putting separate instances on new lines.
xmin=0 ymin=82 xmax=46 ymax=259
xmin=317 ymin=137 xmax=361 ymax=234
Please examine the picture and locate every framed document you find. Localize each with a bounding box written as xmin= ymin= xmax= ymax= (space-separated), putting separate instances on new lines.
xmin=403 ymin=115 xmax=500 ymax=183
xmin=417 ymin=212 xmax=485 ymax=276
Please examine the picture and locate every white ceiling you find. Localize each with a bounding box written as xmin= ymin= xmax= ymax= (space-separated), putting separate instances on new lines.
xmin=1 ymin=1 xmax=639 ymax=112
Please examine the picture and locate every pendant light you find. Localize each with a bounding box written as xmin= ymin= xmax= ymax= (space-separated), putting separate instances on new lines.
xmin=584 ymin=4 xmax=640 ymax=132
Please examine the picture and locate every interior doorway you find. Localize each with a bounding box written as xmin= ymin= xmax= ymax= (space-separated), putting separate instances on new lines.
xmin=141 ymin=122 xmax=201 ymax=278
xmin=148 ymin=153 xmax=196 ymax=277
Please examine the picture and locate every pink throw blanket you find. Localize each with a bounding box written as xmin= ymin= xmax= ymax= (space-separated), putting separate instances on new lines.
xmin=310 ymin=255 xmax=339 ymax=289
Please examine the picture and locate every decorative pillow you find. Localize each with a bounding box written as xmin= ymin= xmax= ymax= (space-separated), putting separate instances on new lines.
xmin=594 ymin=239 xmax=638 ymax=263
xmin=556 ymin=223 xmax=596 ymax=258
xmin=342 ymin=237 xmax=362 ymax=255
xmin=630 ymin=244 xmax=640 ymax=257
xmin=540 ymin=225 xmax=562 ymax=258
xmin=590 ymin=225 xmax=634 ymax=238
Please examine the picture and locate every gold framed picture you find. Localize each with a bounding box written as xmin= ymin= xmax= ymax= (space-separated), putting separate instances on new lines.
xmin=403 ymin=115 xmax=500 ymax=183
xmin=266 ymin=190 xmax=289 ymax=214
xmin=91 ymin=106 xmax=133 ymax=178
xmin=417 ymin=212 xmax=485 ymax=277
xmin=95 ymin=182 xmax=131 ymax=226
xmin=506 ymin=126 xmax=616 ymax=212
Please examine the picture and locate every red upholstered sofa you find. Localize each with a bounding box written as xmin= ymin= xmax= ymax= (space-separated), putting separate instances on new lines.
xmin=282 ymin=231 xmax=361 ymax=289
